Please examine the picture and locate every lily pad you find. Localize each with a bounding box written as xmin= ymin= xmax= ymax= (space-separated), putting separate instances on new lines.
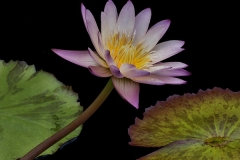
xmin=0 ymin=60 xmax=83 ymax=160
xmin=128 ymin=88 xmax=240 ymax=159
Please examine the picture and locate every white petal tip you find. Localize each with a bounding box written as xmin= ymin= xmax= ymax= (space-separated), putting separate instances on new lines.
xmin=173 ymin=40 xmax=185 ymax=47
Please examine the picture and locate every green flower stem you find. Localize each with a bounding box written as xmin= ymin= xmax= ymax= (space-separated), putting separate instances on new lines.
xmin=20 ymin=78 xmax=114 ymax=160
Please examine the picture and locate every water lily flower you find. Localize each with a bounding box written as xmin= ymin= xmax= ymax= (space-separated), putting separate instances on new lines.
xmin=52 ymin=0 xmax=190 ymax=108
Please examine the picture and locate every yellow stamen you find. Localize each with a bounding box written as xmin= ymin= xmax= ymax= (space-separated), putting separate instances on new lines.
xmin=105 ymin=32 xmax=151 ymax=69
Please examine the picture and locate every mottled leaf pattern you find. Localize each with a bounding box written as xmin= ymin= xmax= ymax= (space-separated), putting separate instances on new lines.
xmin=0 ymin=60 xmax=83 ymax=160
xmin=129 ymin=88 xmax=240 ymax=159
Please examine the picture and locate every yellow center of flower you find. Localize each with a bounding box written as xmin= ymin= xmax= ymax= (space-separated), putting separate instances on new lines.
xmin=105 ymin=32 xmax=151 ymax=69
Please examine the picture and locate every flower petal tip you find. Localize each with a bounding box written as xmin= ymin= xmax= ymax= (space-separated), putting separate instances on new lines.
xmin=128 ymin=99 xmax=139 ymax=109
xmin=185 ymin=71 xmax=191 ymax=76
xmin=165 ymin=19 xmax=171 ymax=23
xmin=171 ymin=78 xmax=187 ymax=85
xmin=175 ymin=40 xmax=185 ymax=47
xmin=161 ymin=19 xmax=171 ymax=28
xmin=157 ymin=19 xmax=171 ymax=27
xmin=51 ymin=48 xmax=59 ymax=53
xmin=51 ymin=48 xmax=60 ymax=56
xmin=129 ymin=98 xmax=139 ymax=109
xmin=128 ymin=94 xmax=139 ymax=109
xmin=145 ymin=8 xmax=151 ymax=12
xmin=176 ymin=80 xmax=187 ymax=85
xmin=80 ymin=3 xmax=86 ymax=13
xmin=133 ymin=103 xmax=139 ymax=109
xmin=80 ymin=3 xmax=85 ymax=8
xmin=180 ymin=40 xmax=185 ymax=46
xmin=51 ymin=48 xmax=67 ymax=58
xmin=51 ymin=48 xmax=56 ymax=53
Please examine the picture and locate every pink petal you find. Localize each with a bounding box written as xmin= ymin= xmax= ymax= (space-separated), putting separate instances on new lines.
xmin=101 ymin=12 xmax=109 ymax=45
xmin=117 ymin=1 xmax=135 ymax=35
xmin=104 ymin=0 xmax=117 ymax=33
xmin=104 ymin=50 xmax=115 ymax=66
xmin=88 ymin=48 xmax=108 ymax=68
xmin=85 ymin=9 xmax=99 ymax=32
xmin=133 ymin=8 xmax=151 ymax=45
xmin=88 ymin=65 xmax=112 ymax=77
xmin=153 ymin=69 xmax=191 ymax=76
xmin=110 ymin=65 xmax=124 ymax=78
xmin=132 ymin=75 xmax=165 ymax=85
xmin=112 ymin=77 xmax=139 ymax=108
xmin=104 ymin=50 xmax=123 ymax=78
xmin=150 ymin=40 xmax=185 ymax=64
xmin=81 ymin=4 xmax=87 ymax=27
xmin=52 ymin=49 xmax=98 ymax=68
xmin=97 ymin=32 xmax=106 ymax=58
xmin=132 ymin=74 xmax=186 ymax=85
xmin=140 ymin=20 xmax=171 ymax=52
xmin=152 ymin=62 xmax=188 ymax=69
xmin=84 ymin=9 xmax=101 ymax=54
xmin=81 ymin=4 xmax=101 ymax=54
xmin=119 ymin=63 xmax=150 ymax=78
xmin=144 ymin=65 xmax=172 ymax=73
xmin=157 ymin=76 xmax=186 ymax=84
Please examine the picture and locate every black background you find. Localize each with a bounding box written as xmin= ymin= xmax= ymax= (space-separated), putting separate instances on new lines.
xmin=2 ymin=0 xmax=240 ymax=159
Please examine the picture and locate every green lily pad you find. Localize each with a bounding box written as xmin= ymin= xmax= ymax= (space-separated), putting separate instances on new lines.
xmin=128 ymin=88 xmax=240 ymax=159
xmin=138 ymin=139 xmax=240 ymax=160
xmin=0 ymin=60 xmax=83 ymax=160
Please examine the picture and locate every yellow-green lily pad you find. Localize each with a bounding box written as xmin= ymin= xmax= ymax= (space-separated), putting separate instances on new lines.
xmin=129 ymin=88 xmax=240 ymax=159
xmin=0 ymin=60 xmax=83 ymax=160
